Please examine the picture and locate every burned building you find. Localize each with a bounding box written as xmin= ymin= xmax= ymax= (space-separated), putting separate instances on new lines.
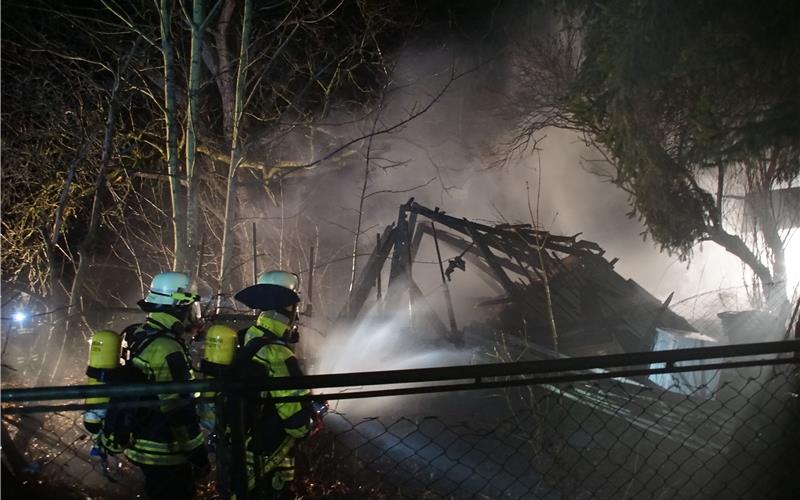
xmin=342 ymin=200 xmax=696 ymax=358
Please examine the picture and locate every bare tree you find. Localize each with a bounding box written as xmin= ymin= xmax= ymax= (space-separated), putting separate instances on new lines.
xmin=158 ymin=0 xmax=189 ymax=271
xmin=48 ymin=40 xmax=142 ymax=382
xmin=217 ymin=0 xmax=253 ymax=299
xmin=184 ymin=0 xmax=208 ymax=273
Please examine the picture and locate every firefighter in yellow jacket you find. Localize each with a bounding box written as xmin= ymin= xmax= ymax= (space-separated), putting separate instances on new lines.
xmin=233 ymin=270 xmax=318 ymax=498
xmin=99 ymin=271 xmax=208 ymax=499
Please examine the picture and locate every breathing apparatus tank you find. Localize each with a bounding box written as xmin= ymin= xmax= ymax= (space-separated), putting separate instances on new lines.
xmin=202 ymin=324 xmax=238 ymax=373
xmin=198 ymin=324 xmax=238 ymax=431
xmin=83 ymin=329 xmax=122 ymax=434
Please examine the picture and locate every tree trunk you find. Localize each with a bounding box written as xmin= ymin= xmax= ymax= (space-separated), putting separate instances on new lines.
xmin=44 ymin=41 xmax=139 ymax=383
xmin=29 ymin=143 xmax=88 ymax=381
xmin=752 ymin=185 xmax=790 ymax=316
xmin=186 ymin=0 xmax=205 ymax=274
xmin=713 ymin=162 xmax=788 ymax=317
xmin=218 ymin=0 xmax=252 ymax=300
xmin=160 ymin=0 xmax=189 ymax=272
xmin=212 ymin=0 xmax=236 ymax=141
xmin=709 ymin=227 xmax=780 ymax=304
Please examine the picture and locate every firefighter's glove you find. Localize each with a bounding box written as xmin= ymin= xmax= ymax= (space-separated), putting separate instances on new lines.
xmin=188 ymin=445 xmax=211 ymax=479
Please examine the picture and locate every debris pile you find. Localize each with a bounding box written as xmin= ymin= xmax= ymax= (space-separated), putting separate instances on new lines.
xmin=343 ymin=200 xmax=694 ymax=357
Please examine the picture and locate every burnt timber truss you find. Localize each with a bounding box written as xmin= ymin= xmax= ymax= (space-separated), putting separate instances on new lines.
xmin=341 ymin=199 xmax=694 ymax=355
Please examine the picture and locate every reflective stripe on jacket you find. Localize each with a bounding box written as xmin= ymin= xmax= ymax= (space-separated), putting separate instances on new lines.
xmin=243 ymin=323 xmax=311 ymax=439
xmin=122 ymin=315 xmax=205 ymax=466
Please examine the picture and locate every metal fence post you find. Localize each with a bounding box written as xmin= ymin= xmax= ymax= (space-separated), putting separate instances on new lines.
xmin=229 ymin=393 xmax=249 ymax=500
xmin=213 ymin=392 xmax=231 ymax=498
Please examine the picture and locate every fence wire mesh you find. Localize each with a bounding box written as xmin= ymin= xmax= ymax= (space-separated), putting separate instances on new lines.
xmin=298 ymin=363 xmax=798 ymax=499
xmin=2 ymin=407 xmax=147 ymax=498
xmin=3 ymin=356 xmax=798 ymax=499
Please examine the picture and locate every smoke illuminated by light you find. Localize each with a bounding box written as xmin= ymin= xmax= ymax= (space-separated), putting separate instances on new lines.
xmin=782 ymin=229 xmax=799 ymax=299
xmin=310 ymin=305 xmax=470 ymax=376
xmin=303 ymin=304 xmax=472 ymax=414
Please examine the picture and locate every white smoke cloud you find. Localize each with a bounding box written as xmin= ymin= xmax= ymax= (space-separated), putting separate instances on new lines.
xmin=247 ymin=8 xmax=756 ymax=343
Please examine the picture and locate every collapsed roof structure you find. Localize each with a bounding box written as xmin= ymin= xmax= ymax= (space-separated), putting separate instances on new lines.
xmin=341 ymin=199 xmax=695 ymax=357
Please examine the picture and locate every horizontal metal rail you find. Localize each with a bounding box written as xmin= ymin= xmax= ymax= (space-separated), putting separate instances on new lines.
xmin=3 ymin=354 xmax=797 ymax=414
xmin=2 ymin=340 xmax=798 ymax=406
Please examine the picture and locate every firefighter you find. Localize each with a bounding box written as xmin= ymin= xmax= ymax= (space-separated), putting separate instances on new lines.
xmin=99 ymin=271 xmax=209 ymax=500
xmin=233 ymin=270 xmax=319 ymax=499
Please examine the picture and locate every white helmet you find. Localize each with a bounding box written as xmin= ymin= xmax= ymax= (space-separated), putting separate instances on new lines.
xmin=257 ymin=270 xmax=300 ymax=292
xmin=144 ymin=272 xmax=198 ymax=306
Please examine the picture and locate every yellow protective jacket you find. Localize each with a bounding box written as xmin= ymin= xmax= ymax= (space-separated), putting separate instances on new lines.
xmin=102 ymin=313 xmax=205 ymax=466
xmin=239 ymin=315 xmax=311 ymax=454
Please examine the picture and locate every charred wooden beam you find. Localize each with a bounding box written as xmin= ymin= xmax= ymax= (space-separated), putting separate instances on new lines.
xmin=409 ymin=202 xmax=496 ymax=235
xmin=342 ymin=224 xmax=396 ymax=320
xmin=376 ymin=233 xmax=383 ymax=301
xmin=410 ymin=220 xmax=425 ymax=262
xmin=410 ymin=201 xmax=604 ymax=258
xmin=417 ymin=225 xmax=505 ymax=294
xmin=501 ymin=224 xmax=578 ymax=246
xmin=431 ymin=220 xmax=461 ymax=344
xmin=483 ymin=232 xmax=550 ymax=277
xmin=509 ymin=227 xmax=563 ymax=273
xmin=426 ymin=224 xmax=530 ymax=277
xmin=510 ymin=230 xmax=598 ymax=257
xmin=496 ymin=236 xmax=538 ymax=284
xmin=384 ymin=201 xmax=418 ymax=322
xmin=495 ymin=237 xmax=569 ymax=323
xmin=388 ymin=204 xmax=411 ymax=286
xmin=407 ymin=200 xmax=418 ymax=245
xmin=465 ymin=222 xmax=519 ymax=297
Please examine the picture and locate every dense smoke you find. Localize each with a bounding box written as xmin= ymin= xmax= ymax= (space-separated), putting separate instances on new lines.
xmin=246 ymin=9 xmax=754 ymax=339
xmin=231 ymin=5 xmax=783 ymax=394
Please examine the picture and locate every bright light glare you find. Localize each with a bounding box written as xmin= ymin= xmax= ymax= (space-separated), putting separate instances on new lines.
xmin=13 ymin=311 xmax=27 ymax=322
xmin=783 ymin=230 xmax=799 ymax=299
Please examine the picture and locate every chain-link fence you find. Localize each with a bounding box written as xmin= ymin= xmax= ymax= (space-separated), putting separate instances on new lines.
xmin=3 ymin=342 xmax=799 ymax=499
xmin=301 ymin=363 xmax=798 ymax=499
xmin=1 ymin=408 xmax=146 ymax=498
